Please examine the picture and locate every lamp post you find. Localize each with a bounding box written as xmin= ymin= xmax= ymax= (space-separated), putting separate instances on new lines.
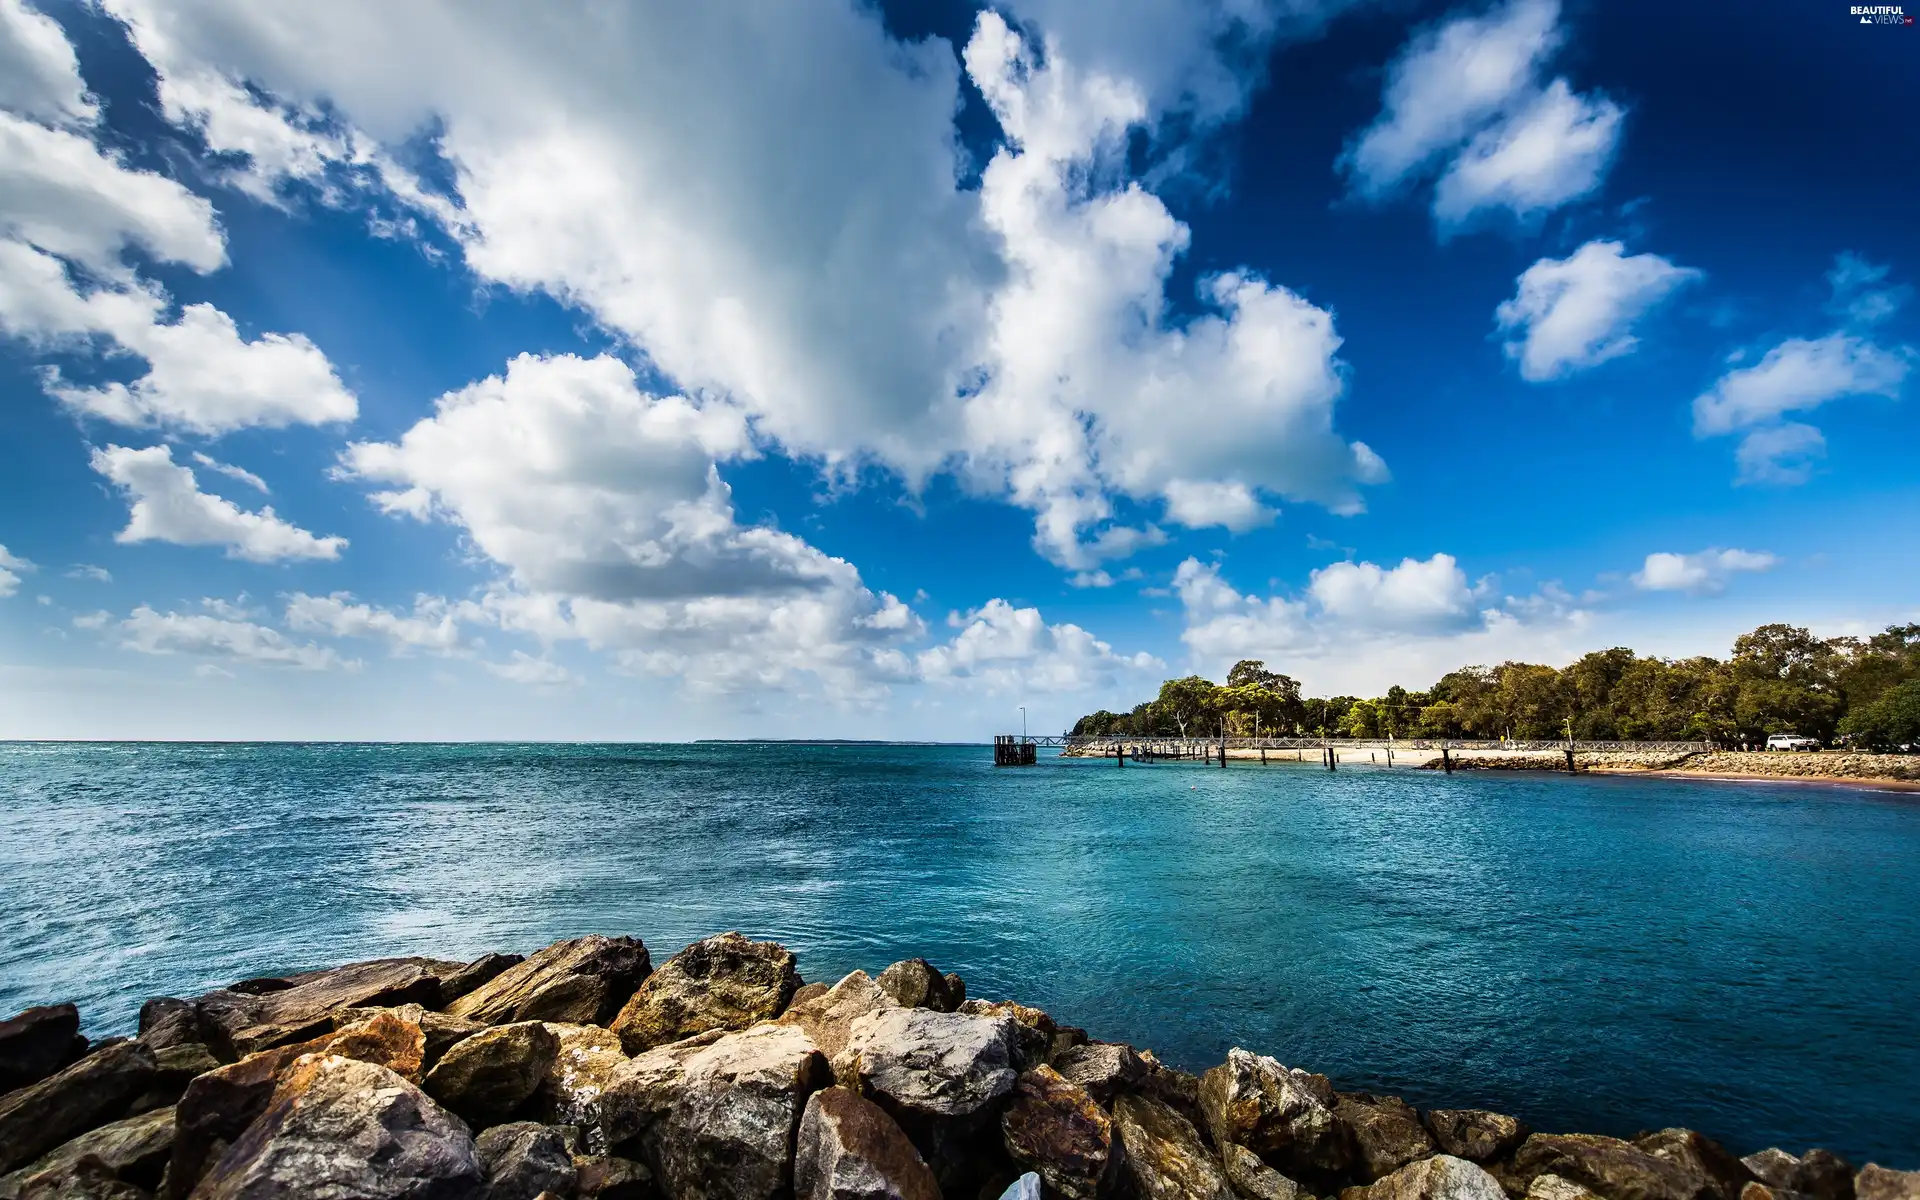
xmin=1020 ymin=706 xmax=1027 ymax=741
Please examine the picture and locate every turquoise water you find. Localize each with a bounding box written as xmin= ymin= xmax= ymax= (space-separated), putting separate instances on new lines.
xmin=2 ymin=742 xmax=1916 ymax=1163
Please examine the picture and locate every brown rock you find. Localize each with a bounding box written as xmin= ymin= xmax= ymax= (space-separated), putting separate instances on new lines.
xmin=1197 ymin=1050 xmax=1351 ymax=1179
xmin=165 ymin=1012 xmax=423 ymax=1199
xmin=0 ymin=1042 xmax=158 ymax=1176
xmin=0 ymin=1005 xmax=84 ymax=1094
xmin=573 ymin=1155 xmax=651 ymax=1200
xmin=0 ymin=1108 xmax=175 ymax=1200
xmin=192 ymin=958 xmax=459 ymax=1059
xmin=1221 ymin=1143 xmax=1302 ymax=1200
xmin=1337 ymin=1094 xmax=1438 ymax=1183
xmin=779 ymin=972 xmax=899 ymax=1064
xmin=1367 ymin=1155 xmax=1509 ymax=1200
xmin=602 ymin=1023 xmax=827 ymax=1200
xmin=189 ymin=1053 xmax=480 ymax=1200
xmin=1000 ymin=1065 xmax=1120 ymax=1200
xmin=874 ymin=960 xmax=962 ymax=1013
xmin=423 ymin=1022 xmax=559 ymax=1128
xmin=333 ymin=1005 xmax=486 ymax=1070
xmin=1856 ymin=1166 xmax=1920 ymax=1200
xmin=1111 ymin=1092 xmax=1232 ymax=1200
xmin=443 ymin=955 xmax=525 ymax=1006
xmin=1051 ymin=1043 xmax=1149 ymax=1106
xmin=1740 ymin=1186 xmax=1816 ymax=1200
xmin=794 ymin=1087 xmax=941 ymax=1200
xmin=1526 ymin=1176 xmax=1603 ymax=1200
xmin=135 ymin=1003 xmax=200 ymax=1055
xmin=475 ymin=1122 xmax=576 ymax=1200
xmin=1794 ymin=1154 xmax=1856 ymax=1200
xmin=609 ymin=932 xmax=799 ymax=1054
xmin=1512 ymin=1134 xmax=1711 ymax=1200
xmin=447 ymin=936 xmax=651 ymax=1027
xmin=530 ymin=1024 xmax=627 ymax=1152
xmin=959 ymin=1000 xmax=1058 ymax=1073
xmin=837 ymin=1008 xmax=1018 ymax=1120
xmin=1426 ymin=1112 xmax=1530 ymax=1164
xmin=17 ymin=1157 xmax=148 ymax=1200
xmin=790 ymin=983 xmax=831 ymax=1008
xmin=1635 ymin=1129 xmax=1757 ymax=1200
xmin=1745 ymin=1153 xmax=1803 ymax=1191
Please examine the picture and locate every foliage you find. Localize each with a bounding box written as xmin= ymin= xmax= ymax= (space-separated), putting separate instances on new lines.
xmin=1068 ymin=622 xmax=1920 ymax=747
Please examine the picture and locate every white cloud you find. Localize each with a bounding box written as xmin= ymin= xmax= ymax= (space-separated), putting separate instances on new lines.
xmin=1160 ymin=479 xmax=1275 ymax=531
xmin=101 ymin=2 xmax=1380 ymax=574
xmin=1341 ymin=0 xmax=1621 ymax=230
xmin=1496 ymin=239 xmax=1700 ymax=381
xmin=918 ymin=598 xmax=1161 ymax=693
xmin=112 ymin=602 xmax=351 ymax=670
xmin=65 ymin=563 xmax=111 ymax=582
xmin=1825 ymin=252 xmax=1911 ymax=327
xmin=0 ymin=0 xmax=96 ymax=127
xmin=71 ymin=609 xmax=109 ymax=628
xmin=1733 ymin=422 xmax=1826 ymax=487
xmin=485 ymin=651 xmax=576 ymax=687
xmin=283 ymin=591 xmax=466 ymax=654
xmin=192 ymin=452 xmax=268 ymax=492
xmin=0 ymin=543 xmax=33 ymax=597
xmin=1692 ymin=333 xmax=1909 ymax=436
xmin=90 ymin=444 xmax=347 ymax=562
xmin=1632 ymin=548 xmax=1778 ymax=594
xmin=1308 ymin=553 xmax=1476 ymax=631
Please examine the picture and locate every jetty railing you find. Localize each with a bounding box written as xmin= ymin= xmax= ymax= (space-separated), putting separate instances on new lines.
xmin=990 ymin=734 xmax=1712 ymax=767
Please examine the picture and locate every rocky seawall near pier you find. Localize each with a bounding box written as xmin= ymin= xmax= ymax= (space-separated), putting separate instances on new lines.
xmin=1 ymin=931 xmax=1914 ymax=1200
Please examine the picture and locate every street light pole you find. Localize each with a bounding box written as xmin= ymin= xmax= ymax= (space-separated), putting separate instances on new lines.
xmin=1020 ymin=706 xmax=1027 ymax=741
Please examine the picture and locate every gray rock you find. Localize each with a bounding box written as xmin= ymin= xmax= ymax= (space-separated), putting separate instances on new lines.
xmin=1366 ymin=1155 xmax=1508 ymax=1200
xmin=0 ymin=1108 xmax=175 ymax=1200
xmin=1745 ymin=1153 xmax=1803 ymax=1191
xmin=874 ymin=961 xmax=961 ymax=1013
xmin=793 ymin=1087 xmax=940 ymax=1200
xmin=1221 ymin=1143 xmax=1303 ymax=1200
xmin=192 ymin=958 xmax=461 ymax=1059
xmin=0 ymin=1042 xmax=158 ymax=1176
xmin=475 ymin=1123 xmax=576 ymax=1200
xmin=1000 ymin=1065 xmax=1120 ymax=1200
xmin=957 ymin=1000 xmax=1057 ymax=1073
xmin=609 ymin=932 xmax=799 ymax=1054
xmin=1051 ymin=1042 xmax=1149 ymax=1104
xmin=1111 ymin=1092 xmax=1231 ymax=1200
xmin=1425 ymin=1111 xmax=1529 ymax=1164
xmin=573 ymin=1155 xmax=651 ymax=1200
xmin=602 ymin=1023 xmax=827 ymax=1200
xmin=1197 ymin=1050 xmax=1350 ymax=1179
xmin=17 ymin=1157 xmax=147 ymax=1200
xmin=447 ymin=936 xmax=651 ymax=1028
xmin=135 ymin=1004 xmax=201 ymax=1055
xmin=0 ymin=1005 xmax=83 ymax=1093
xmin=1856 ymin=1167 xmax=1920 ymax=1200
xmin=189 ymin=1053 xmax=479 ymax=1200
xmin=1528 ymin=1177 xmax=1604 ymax=1200
xmin=1337 ymin=1093 xmax=1438 ymax=1183
xmin=779 ymin=972 xmax=899 ymax=1064
xmin=530 ymin=1023 xmax=628 ymax=1152
xmin=423 ymin=1022 xmax=559 ymax=1128
xmin=835 ymin=1008 xmax=1017 ymax=1120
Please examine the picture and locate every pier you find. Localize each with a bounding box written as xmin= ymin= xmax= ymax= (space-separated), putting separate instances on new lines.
xmin=989 ymin=736 xmax=1710 ymax=768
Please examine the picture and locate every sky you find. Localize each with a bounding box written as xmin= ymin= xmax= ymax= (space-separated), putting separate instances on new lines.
xmin=0 ymin=0 xmax=1915 ymax=741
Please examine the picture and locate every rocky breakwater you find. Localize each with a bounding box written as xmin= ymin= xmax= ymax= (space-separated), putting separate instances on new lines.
xmin=2 ymin=931 xmax=1915 ymax=1200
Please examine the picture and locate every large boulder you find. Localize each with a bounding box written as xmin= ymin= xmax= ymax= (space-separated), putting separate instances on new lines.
xmin=793 ymin=1088 xmax=940 ymax=1200
xmin=1000 ymin=1065 xmax=1121 ymax=1200
xmin=1634 ymin=1130 xmax=1756 ymax=1200
xmin=0 ymin=1005 xmax=84 ymax=1094
xmin=1221 ymin=1143 xmax=1303 ymax=1200
xmin=573 ymin=1155 xmax=652 ymax=1200
xmin=958 ymin=1000 xmax=1057 ymax=1072
xmin=447 ymin=936 xmax=651 ymax=1027
xmin=0 ymin=1042 xmax=158 ymax=1176
xmin=0 ymin=1108 xmax=175 ymax=1200
xmin=1512 ymin=1134 xmax=1713 ymax=1200
xmin=17 ymin=1157 xmax=147 ymax=1200
xmin=530 ymin=1024 xmax=628 ymax=1152
xmin=609 ymin=933 xmax=799 ymax=1054
xmin=836 ymin=1008 xmax=1018 ymax=1121
xmin=1197 ymin=1050 xmax=1351 ymax=1179
xmin=1426 ymin=1112 xmax=1529 ymax=1164
xmin=1526 ymin=1177 xmax=1603 ymax=1200
xmin=1856 ymin=1166 xmax=1920 ymax=1200
xmin=189 ymin=1053 xmax=480 ymax=1200
xmin=332 ymin=1006 xmax=486 ymax=1071
xmin=475 ymin=1122 xmax=576 ymax=1200
xmin=1051 ymin=1043 xmax=1149 ymax=1105
xmin=135 ymin=1002 xmax=201 ymax=1053
xmin=442 ymin=955 xmax=525 ymax=1006
xmin=423 ymin=1022 xmax=559 ymax=1128
xmin=601 ymin=1023 xmax=827 ymax=1200
xmin=165 ymin=1013 xmax=424 ymax=1199
xmin=1367 ymin=1155 xmax=1508 ymax=1200
xmin=1337 ymin=1094 xmax=1438 ymax=1183
xmin=874 ymin=961 xmax=963 ymax=1013
xmin=1111 ymin=1092 xmax=1232 ymax=1200
xmin=779 ymin=972 xmax=899 ymax=1063
xmin=1738 ymin=1153 xmax=1854 ymax=1200
xmin=192 ymin=958 xmax=461 ymax=1059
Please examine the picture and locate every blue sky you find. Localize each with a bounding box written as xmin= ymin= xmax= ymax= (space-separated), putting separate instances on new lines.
xmin=0 ymin=0 xmax=1914 ymax=740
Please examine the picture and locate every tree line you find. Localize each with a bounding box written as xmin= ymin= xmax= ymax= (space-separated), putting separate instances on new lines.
xmin=1068 ymin=622 xmax=1920 ymax=750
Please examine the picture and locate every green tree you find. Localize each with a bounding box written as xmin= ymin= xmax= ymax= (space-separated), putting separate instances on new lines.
xmin=1155 ymin=675 xmax=1223 ymax=738
xmin=1839 ymin=680 xmax=1920 ymax=750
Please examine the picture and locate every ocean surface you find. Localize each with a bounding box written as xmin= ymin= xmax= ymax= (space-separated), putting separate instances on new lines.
xmin=2 ymin=742 xmax=1916 ymax=1164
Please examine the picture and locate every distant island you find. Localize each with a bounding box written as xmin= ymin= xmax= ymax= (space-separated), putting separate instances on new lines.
xmin=1069 ymin=622 xmax=1920 ymax=752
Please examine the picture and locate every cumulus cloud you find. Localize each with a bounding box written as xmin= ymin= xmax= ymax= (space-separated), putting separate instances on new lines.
xmin=192 ymin=452 xmax=268 ymax=492
xmin=0 ymin=543 xmax=33 ymax=597
xmin=1632 ymin=548 xmax=1778 ymax=594
xmin=0 ymin=0 xmax=96 ymax=127
xmin=485 ymin=652 xmax=577 ymax=687
xmin=1496 ymin=239 xmax=1700 ymax=381
xmin=1307 ymin=554 xmax=1477 ymax=631
xmin=89 ymin=444 xmax=347 ymax=561
xmin=1692 ymin=334 xmax=1909 ymax=437
xmin=114 ymin=601 xmax=351 ymax=670
xmin=1340 ymin=0 xmax=1620 ymax=230
xmin=1733 ymin=422 xmax=1827 ymax=487
xmin=66 ymin=563 xmax=111 ymax=582
xmin=283 ymin=591 xmax=466 ymax=654
xmin=918 ymin=598 xmax=1162 ymax=693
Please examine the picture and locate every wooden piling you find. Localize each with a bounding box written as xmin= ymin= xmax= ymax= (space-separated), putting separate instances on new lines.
xmin=1441 ymin=744 xmax=1452 ymax=773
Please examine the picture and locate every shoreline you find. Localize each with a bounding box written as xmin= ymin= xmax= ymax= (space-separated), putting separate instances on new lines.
xmin=2 ymin=931 xmax=1913 ymax=1200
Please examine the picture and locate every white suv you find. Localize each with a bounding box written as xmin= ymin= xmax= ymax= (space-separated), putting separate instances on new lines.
xmin=1765 ymin=733 xmax=1820 ymax=751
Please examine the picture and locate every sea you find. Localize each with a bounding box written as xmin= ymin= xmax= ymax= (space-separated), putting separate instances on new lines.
xmin=2 ymin=741 xmax=1915 ymax=1163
